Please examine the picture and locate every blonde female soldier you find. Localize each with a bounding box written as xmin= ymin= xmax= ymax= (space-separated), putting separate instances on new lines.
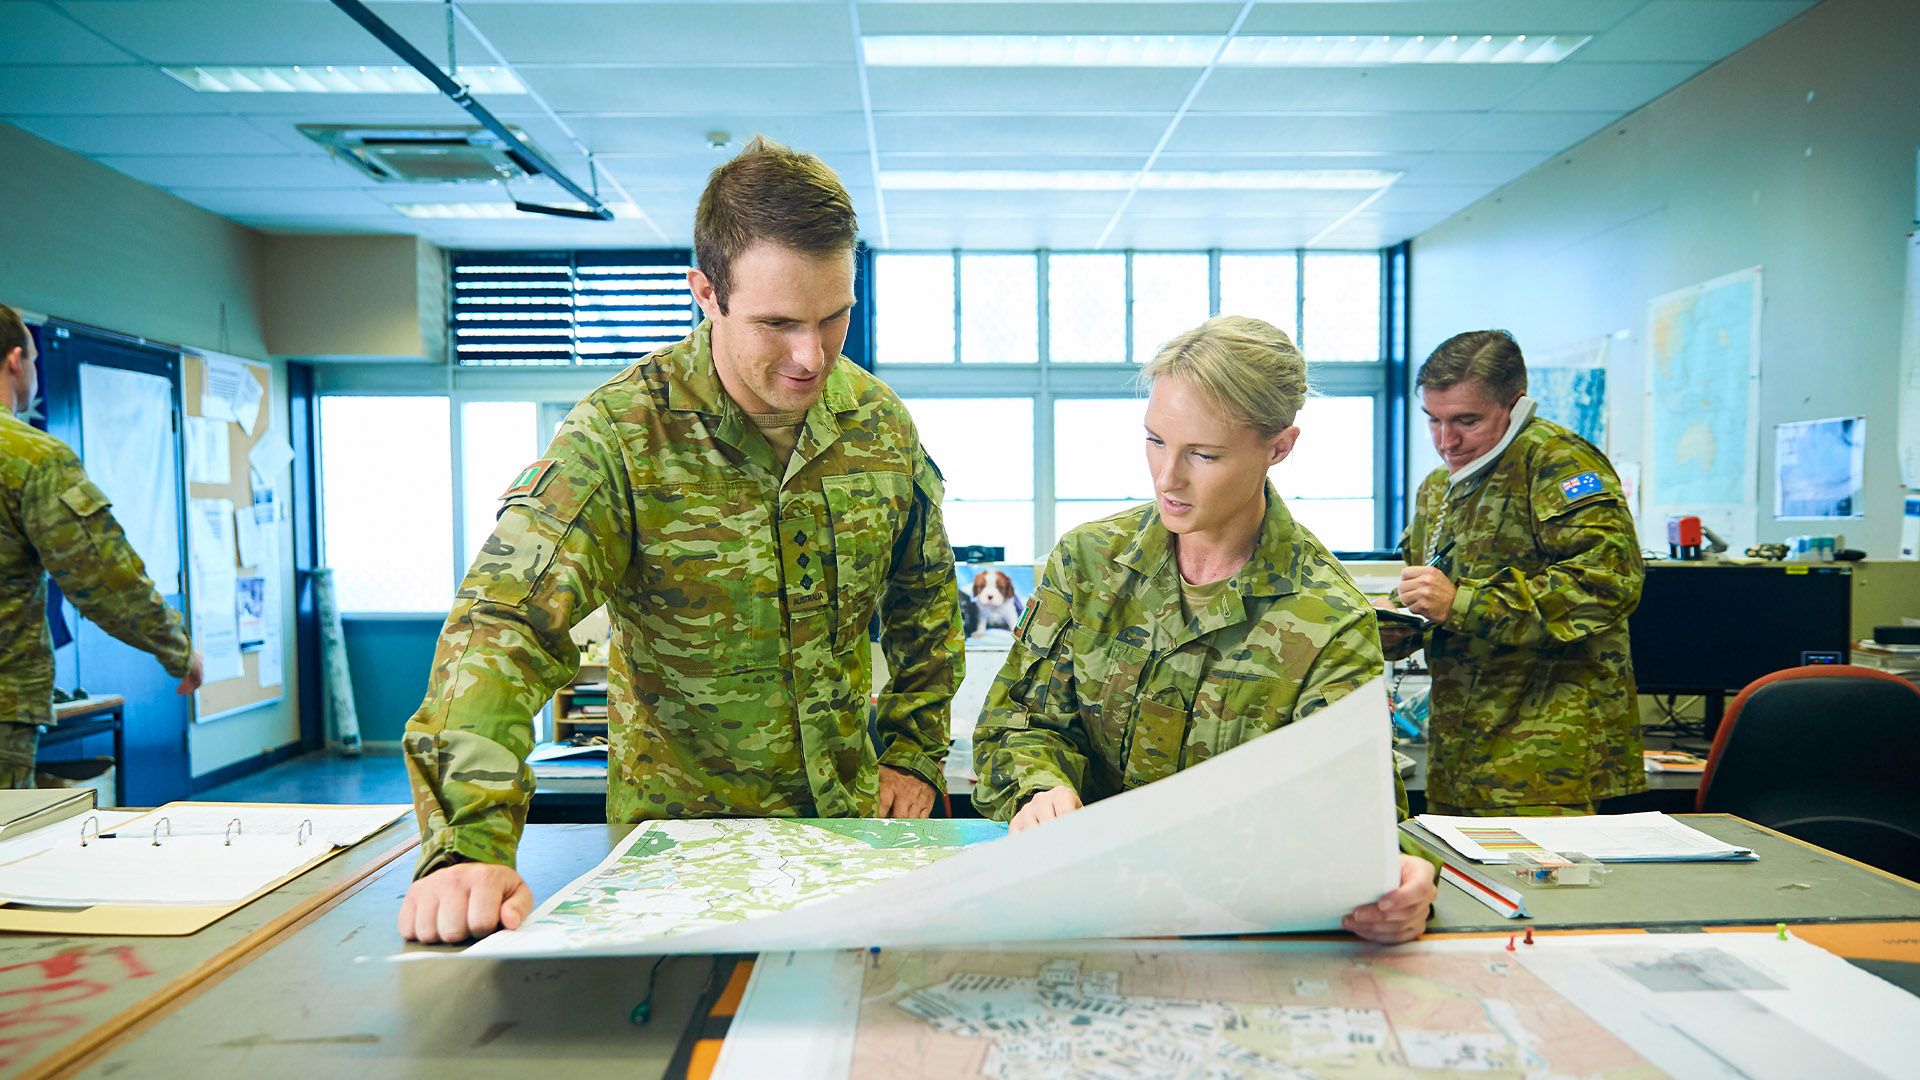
xmin=971 ymin=316 xmax=1435 ymax=945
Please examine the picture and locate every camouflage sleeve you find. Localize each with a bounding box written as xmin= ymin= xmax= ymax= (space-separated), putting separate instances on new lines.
xmin=1448 ymin=452 xmax=1644 ymax=649
xmin=874 ymin=447 xmax=964 ymax=793
xmin=403 ymin=401 xmax=632 ymax=877
xmin=970 ymin=545 xmax=1093 ymax=821
xmin=1293 ymin=605 xmax=1408 ymax=819
xmin=20 ymin=452 xmax=191 ymax=677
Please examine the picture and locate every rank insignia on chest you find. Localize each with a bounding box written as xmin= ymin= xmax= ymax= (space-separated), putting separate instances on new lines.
xmin=1559 ymin=471 xmax=1604 ymax=502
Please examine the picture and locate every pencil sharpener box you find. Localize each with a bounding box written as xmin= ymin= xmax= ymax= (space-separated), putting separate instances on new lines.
xmin=1510 ymin=851 xmax=1608 ymax=887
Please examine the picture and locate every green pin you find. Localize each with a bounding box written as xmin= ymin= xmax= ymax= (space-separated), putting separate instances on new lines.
xmin=1776 ymin=922 xmax=1788 ymax=941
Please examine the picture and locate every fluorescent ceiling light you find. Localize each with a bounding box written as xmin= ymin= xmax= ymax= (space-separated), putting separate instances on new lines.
xmin=862 ymin=33 xmax=1587 ymax=67
xmin=393 ymin=202 xmax=641 ymax=219
xmin=163 ymin=65 xmax=526 ymax=94
xmin=880 ymin=170 xmax=1400 ymax=191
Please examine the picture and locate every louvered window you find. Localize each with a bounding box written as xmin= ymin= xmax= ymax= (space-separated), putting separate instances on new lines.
xmin=450 ymin=249 xmax=699 ymax=366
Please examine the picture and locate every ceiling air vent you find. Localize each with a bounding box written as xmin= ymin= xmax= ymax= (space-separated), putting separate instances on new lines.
xmin=299 ymin=124 xmax=541 ymax=184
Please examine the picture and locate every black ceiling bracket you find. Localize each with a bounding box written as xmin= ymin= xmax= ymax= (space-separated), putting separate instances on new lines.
xmin=327 ymin=0 xmax=613 ymax=221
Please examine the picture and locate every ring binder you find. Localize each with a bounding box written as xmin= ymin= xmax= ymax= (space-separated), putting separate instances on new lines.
xmin=224 ymin=818 xmax=242 ymax=846
xmin=79 ymin=816 xmax=101 ymax=847
xmin=296 ymin=819 xmax=313 ymax=847
xmin=150 ymin=817 xmax=171 ymax=847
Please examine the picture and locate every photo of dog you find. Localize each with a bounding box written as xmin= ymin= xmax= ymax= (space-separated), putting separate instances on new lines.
xmin=969 ymin=569 xmax=1024 ymax=634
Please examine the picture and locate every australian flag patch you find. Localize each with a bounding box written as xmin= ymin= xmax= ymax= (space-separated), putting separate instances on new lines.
xmin=1559 ymin=471 xmax=1604 ymax=501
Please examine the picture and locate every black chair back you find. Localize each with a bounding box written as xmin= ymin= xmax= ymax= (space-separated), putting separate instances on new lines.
xmin=1698 ymin=666 xmax=1920 ymax=883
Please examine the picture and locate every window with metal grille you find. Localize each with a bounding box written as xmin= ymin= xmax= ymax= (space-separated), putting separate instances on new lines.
xmin=449 ymin=249 xmax=699 ymax=367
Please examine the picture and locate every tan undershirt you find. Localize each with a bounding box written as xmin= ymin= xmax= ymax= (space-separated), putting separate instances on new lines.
xmin=746 ymin=408 xmax=808 ymax=470
xmin=1177 ymin=573 xmax=1231 ymax=621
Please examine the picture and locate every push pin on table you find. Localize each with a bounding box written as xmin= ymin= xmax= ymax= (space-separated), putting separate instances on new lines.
xmin=1777 ymin=922 xmax=1788 ymax=941
xmin=1523 ymin=927 xmax=1534 ymax=946
xmin=1505 ymin=934 xmax=1516 ymax=952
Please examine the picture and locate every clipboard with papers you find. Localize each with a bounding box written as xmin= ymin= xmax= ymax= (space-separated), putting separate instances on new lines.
xmin=0 ymin=802 xmax=407 ymax=936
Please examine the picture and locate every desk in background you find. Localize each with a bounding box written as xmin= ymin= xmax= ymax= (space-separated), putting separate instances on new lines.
xmin=37 ymin=695 xmax=126 ymax=806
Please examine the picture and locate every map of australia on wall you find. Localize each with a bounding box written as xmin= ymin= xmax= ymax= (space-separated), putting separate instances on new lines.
xmin=1644 ymin=269 xmax=1761 ymax=533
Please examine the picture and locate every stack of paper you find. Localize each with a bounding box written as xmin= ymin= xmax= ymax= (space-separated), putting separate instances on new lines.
xmin=527 ymin=741 xmax=609 ymax=779
xmin=0 ymin=788 xmax=94 ymax=841
xmin=1415 ymin=811 xmax=1755 ymax=863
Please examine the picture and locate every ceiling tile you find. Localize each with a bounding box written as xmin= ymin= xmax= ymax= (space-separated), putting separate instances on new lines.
xmin=460 ymin=4 xmax=853 ymax=64
xmin=868 ymin=67 xmax=1194 ymax=114
xmin=0 ymin=64 xmax=207 ymax=115
xmin=3 ymin=1 xmax=136 ymax=62
xmin=856 ymin=3 xmax=1240 ymax=36
xmin=9 ymin=112 xmax=294 ymax=155
xmin=94 ymin=152 xmax=365 ymax=189
xmin=1237 ymin=2 xmax=1643 ymax=37
xmin=1125 ymin=188 xmax=1379 ymax=217
xmin=875 ymin=114 xmax=1167 ymax=154
xmin=521 ymin=65 xmax=862 ymax=116
xmin=168 ymin=186 xmax=393 ymax=217
xmin=1166 ymin=113 xmax=1482 ymax=154
xmin=54 ymin=2 xmax=489 ymax=66
xmin=567 ymin=113 xmax=870 ymax=155
xmin=1192 ymin=65 xmax=1545 ymax=114
xmin=885 ymin=189 xmax=1127 ymax=217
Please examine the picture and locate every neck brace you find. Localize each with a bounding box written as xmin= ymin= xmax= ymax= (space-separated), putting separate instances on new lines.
xmin=1446 ymin=396 xmax=1536 ymax=494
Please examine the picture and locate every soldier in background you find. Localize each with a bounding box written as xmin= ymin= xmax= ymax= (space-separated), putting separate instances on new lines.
xmin=1390 ymin=330 xmax=1645 ymax=816
xmin=399 ymin=138 xmax=964 ymax=943
xmin=971 ymin=316 xmax=1436 ymax=945
xmin=0 ymin=304 xmax=204 ymax=787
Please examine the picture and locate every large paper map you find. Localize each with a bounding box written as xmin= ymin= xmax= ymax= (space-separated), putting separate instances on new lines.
xmin=454 ymin=678 xmax=1403 ymax=960
xmin=479 ymin=818 xmax=1003 ymax=954
xmin=1644 ymin=269 xmax=1760 ymax=533
xmin=716 ymin=935 xmax=1920 ymax=1080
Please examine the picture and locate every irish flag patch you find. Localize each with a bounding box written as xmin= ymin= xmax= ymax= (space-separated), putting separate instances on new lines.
xmin=502 ymin=459 xmax=558 ymax=500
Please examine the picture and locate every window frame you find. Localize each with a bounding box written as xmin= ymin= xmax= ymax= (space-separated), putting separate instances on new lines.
xmin=875 ymin=248 xmax=1399 ymax=557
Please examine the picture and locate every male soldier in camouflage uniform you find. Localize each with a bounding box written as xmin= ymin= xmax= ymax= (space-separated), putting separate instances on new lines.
xmin=973 ymin=316 xmax=1435 ymax=945
xmin=0 ymin=304 xmax=204 ymax=786
xmin=399 ymin=138 xmax=963 ymax=943
xmin=1392 ymin=330 xmax=1644 ymax=816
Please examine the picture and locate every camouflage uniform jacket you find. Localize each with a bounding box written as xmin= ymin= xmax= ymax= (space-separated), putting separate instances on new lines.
xmin=404 ymin=322 xmax=964 ymax=875
xmin=1403 ymin=414 xmax=1646 ymax=809
xmin=972 ymin=486 xmax=1403 ymax=820
xmin=0 ymin=412 xmax=193 ymax=727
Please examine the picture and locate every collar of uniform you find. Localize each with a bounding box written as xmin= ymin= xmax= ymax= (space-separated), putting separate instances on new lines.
xmin=1114 ymin=481 xmax=1301 ymax=599
xmin=1230 ymin=482 xmax=1305 ymax=600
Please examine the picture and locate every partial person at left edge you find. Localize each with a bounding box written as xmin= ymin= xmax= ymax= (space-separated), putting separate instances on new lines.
xmin=0 ymin=304 xmax=205 ymax=788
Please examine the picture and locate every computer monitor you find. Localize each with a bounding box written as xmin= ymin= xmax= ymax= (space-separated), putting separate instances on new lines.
xmin=1628 ymin=563 xmax=1852 ymax=695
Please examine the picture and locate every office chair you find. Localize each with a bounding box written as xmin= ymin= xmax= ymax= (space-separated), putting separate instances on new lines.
xmin=1696 ymin=665 xmax=1920 ymax=882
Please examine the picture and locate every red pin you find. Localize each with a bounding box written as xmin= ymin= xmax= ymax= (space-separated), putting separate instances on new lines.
xmin=1523 ymin=927 xmax=1534 ymax=945
xmin=1506 ymin=934 xmax=1516 ymax=952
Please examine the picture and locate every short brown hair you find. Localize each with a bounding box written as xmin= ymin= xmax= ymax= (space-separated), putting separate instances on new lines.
xmin=0 ymin=304 xmax=28 ymax=361
xmin=1141 ymin=315 xmax=1308 ymax=438
xmin=694 ymin=135 xmax=857 ymax=314
xmin=1416 ymin=329 xmax=1527 ymax=404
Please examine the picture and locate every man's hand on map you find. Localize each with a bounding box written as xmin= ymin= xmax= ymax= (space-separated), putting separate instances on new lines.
xmin=398 ymin=862 xmax=534 ymax=943
xmin=1341 ymin=854 xmax=1438 ymax=944
xmin=878 ymin=765 xmax=937 ymax=818
xmin=1008 ymin=785 xmax=1083 ymax=834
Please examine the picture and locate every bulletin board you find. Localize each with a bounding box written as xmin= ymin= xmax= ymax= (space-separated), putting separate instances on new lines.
xmin=182 ymin=352 xmax=286 ymax=722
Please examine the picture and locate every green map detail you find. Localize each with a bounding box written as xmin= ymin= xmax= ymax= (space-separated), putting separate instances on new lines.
xmin=802 ymin=818 xmax=1007 ymax=849
xmin=513 ymin=818 xmax=1004 ymax=952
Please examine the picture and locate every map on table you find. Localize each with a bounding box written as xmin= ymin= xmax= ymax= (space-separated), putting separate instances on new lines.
xmin=715 ymin=934 xmax=1920 ymax=1080
xmin=450 ymin=677 xmax=1403 ymax=960
xmin=464 ymin=818 xmax=1004 ymax=957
